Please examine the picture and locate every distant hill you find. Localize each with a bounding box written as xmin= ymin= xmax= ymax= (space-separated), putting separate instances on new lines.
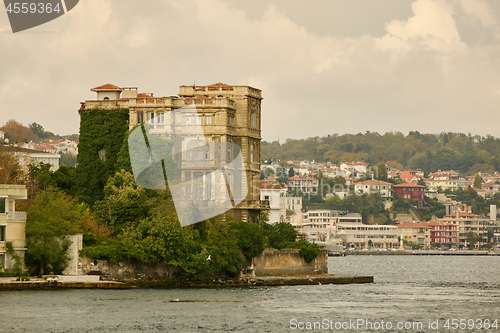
xmin=262 ymin=131 xmax=500 ymax=176
xmin=1 ymin=120 xmax=78 ymax=143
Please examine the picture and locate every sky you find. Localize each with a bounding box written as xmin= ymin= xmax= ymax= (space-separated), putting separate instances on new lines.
xmin=0 ymin=0 xmax=499 ymax=142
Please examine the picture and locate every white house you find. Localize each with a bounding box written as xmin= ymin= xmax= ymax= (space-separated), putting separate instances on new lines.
xmin=260 ymin=183 xmax=287 ymax=224
xmin=354 ymin=179 xmax=393 ymax=199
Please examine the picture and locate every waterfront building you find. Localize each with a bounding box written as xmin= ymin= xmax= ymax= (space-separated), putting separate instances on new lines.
xmin=396 ymin=222 xmax=431 ymax=248
xmin=439 ymin=211 xmax=490 ymax=249
xmin=421 ymin=221 xmax=458 ymax=249
xmin=82 ymin=83 xmax=263 ymax=223
xmin=0 ymin=185 xmax=27 ymax=270
xmin=334 ymin=222 xmax=399 ymax=249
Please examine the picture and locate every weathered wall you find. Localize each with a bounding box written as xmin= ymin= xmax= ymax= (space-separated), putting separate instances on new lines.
xmin=253 ymin=248 xmax=328 ymax=276
xmin=80 ymin=257 xmax=185 ymax=284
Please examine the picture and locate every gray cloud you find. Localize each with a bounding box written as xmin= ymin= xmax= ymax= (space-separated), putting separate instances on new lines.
xmin=0 ymin=0 xmax=499 ymax=141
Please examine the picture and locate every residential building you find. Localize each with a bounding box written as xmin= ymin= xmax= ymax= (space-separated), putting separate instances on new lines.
xmin=260 ymin=183 xmax=286 ymax=224
xmin=481 ymin=183 xmax=500 ymax=196
xmin=287 ymin=175 xmax=318 ymax=194
xmin=83 ymin=82 xmax=263 ymax=223
xmin=3 ymin=145 xmax=60 ymax=172
xmin=421 ymin=221 xmax=458 ymax=249
xmin=397 ymin=222 xmax=431 ymax=248
xmin=439 ymin=210 xmax=490 ymax=249
xmin=0 ymin=185 xmax=27 ymax=270
xmin=354 ymin=179 xmax=393 ymax=199
xmin=400 ymin=169 xmax=424 ymax=182
xmin=426 ymin=170 xmax=466 ymax=192
xmin=393 ymin=183 xmax=426 ymax=204
xmin=334 ymin=222 xmax=399 ymax=249
xmin=285 ymin=196 xmax=303 ymax=225
xmin=340 ymin=162 xmax=368 ymax=174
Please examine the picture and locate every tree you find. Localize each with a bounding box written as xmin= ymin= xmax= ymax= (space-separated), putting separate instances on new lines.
xmin=474 ymin=173 xmax=483 ymax=189
xmin=233 ymin=221 xmax=264 ymax=261
xmin=93 ymin=170 xmax=150 ymax=235
xmin=0 ymin=120 xmax=34 ymax=142
xmin=466 ymin=231 xmax=481 ymax=249
xmin=26 ymin=189 xmax=82 ymax=276
xmin=0 ymin=149 xmax=23 ymax=184
xmin=374 ymin=163 xmax=388 ymax=181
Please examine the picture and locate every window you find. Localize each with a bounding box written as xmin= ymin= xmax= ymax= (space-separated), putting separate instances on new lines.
xmin=157 ymin=111 xmax=165 ymax=124
xmin=251 ymin=112 xmax=257 ymax=128
xmin=297 ymin=199 xmax=300 ymax=204
xmin=185 ymin=116 xmax=192 ymax=125
xmin=0 ymin=226 xmax=5 ymax=242
xmin=98 ymin=148 xmax=106 ymax=162
xmin=147 ymin=112 xmax=155 ymax=124
xmin=205 ymin=115 xmax=212 ymax=125
xmin=187 ymin=140 xmax=210 ymax=167
xmin=227 ymin=144 xmax=232 ymax=161
xmin=264 ymin=195 xmax=270 ymax=201
xmin=250 ymin=144 xmax=254 ymax=163
xmin=195 ymin=116 xmax=202 ymax=125
xmin=0 ymin=198 xmax=5 ymax=214
xmin=228 ymin=116 xmax=233 ymax=126
xmin=103 ymin=97 xmax=110 ymax=101
xmin=137 ymin=111 xmax=144 ymax=124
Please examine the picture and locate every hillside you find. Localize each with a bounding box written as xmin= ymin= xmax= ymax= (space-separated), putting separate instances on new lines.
xmin=262 ymin=131 xmax=500 ymax=176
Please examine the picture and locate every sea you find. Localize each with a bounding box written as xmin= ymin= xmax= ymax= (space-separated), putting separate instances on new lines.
xmin=0 ymin=255 xmax=499 ymax=332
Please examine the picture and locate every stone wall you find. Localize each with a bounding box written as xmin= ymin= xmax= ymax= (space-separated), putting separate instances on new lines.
xmin=80 ymin=257 xmax=185 ymax=284
xmin=253 ymin=248 xmax=328 ymax=276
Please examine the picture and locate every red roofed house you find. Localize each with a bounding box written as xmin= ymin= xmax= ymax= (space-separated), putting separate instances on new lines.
xmin=421 ymin=221 xmax=458 ymax=249
xmin=260 ymin=183 xmax=287 ymax=224
xmin=91 ymin=84 xmax=123 ymax=101
xmin=287 ymin=175 xmax=319 ymax=194
xmin=393 ymin=183 xmax=426 ymax=204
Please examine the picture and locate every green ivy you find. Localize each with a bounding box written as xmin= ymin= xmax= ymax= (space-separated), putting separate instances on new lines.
xmin=76 ymin=109 xmax=129 ymax=206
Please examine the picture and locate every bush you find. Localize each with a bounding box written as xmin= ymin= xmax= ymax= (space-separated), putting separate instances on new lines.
xmin=285 ymin=240 xmax=319 ymax=263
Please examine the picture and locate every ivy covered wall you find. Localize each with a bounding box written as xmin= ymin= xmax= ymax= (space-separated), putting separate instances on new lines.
xmin=76 ymin=109 xmax=129 ymax=206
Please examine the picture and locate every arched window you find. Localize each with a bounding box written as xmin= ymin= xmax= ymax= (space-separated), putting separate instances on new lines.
xmin=250 ymin=144 xmax=255 ymax=163
xmin=187 ymin=140 xmax=209 ymax=166
xmin=103 ymin=97 xmax=110 ymax=101
xmin=251 ymin=112 xmax=256 ymax=128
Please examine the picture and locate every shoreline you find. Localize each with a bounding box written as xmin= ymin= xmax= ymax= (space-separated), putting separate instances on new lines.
xmin=345 ymin=250 xmax=499 ymax=256
xmin=0 ymin=274 xmax=373 ymax=291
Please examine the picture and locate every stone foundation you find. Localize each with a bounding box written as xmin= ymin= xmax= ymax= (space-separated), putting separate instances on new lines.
xmin=253 ymin=248 xmax=328 ymax=276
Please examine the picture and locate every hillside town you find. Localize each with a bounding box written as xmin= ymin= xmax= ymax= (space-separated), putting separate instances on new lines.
xmin=259 ymin=160 xmax=500 ymax=251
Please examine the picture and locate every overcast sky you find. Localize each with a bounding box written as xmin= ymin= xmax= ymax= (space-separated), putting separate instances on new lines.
xmin=1 ymin=0 xmax=499 ymax=142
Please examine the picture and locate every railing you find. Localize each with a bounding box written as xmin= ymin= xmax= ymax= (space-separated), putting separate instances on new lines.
xmin=6 ymin=212 xmax=27 ymax=221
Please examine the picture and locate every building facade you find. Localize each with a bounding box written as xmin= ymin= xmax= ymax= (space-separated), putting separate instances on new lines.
xmin=354 ymin=180 xmax=393 ymax=199
xmin=260 ymin=183 xmax=286 ymax=224
xmin=393 ymin=183 xmax=426 ymax=203
xmin=422 ymin=221 xmax=458 ymax=249
xmin=0 ymin=185 xmax=27 ymax=270
xmin=439 ymin=211 xmax=490 ymax=249
xmin=82 ymin=83 xmax=263 ymax=223
xmin=396 ymin=222 xmax=431 ymax=248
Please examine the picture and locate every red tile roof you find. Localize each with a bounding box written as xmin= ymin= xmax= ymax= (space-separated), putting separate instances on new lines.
xmin=261 ymin=183 xmax=286 ymax=189
xmin=91 ymin=84 xmax=122 ymax=91
xmin=393 ymin=183 xmax=425 ymax=188
xmin=355 ymin=180 xmax=393 ymax=185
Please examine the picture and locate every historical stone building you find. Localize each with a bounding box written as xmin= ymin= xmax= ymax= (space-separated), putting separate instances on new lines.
xmin=81 ymin=83 xmax=263 ymax=223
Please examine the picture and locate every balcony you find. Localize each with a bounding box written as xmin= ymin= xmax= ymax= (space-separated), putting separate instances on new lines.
xmin=6 ymin=212 xmax=27 ymax=221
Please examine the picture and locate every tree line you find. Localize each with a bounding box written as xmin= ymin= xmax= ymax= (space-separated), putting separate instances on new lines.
xmin=262 ymin=131 xmax=500 ymax=175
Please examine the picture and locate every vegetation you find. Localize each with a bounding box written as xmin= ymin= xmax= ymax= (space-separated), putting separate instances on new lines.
xmin=262 ymin=131 xmax=500 ymax=176
xmin=76 ymin=109 xmax=129 ymax=206
xmin=25 ymin=189 xmax=82 ymax=276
